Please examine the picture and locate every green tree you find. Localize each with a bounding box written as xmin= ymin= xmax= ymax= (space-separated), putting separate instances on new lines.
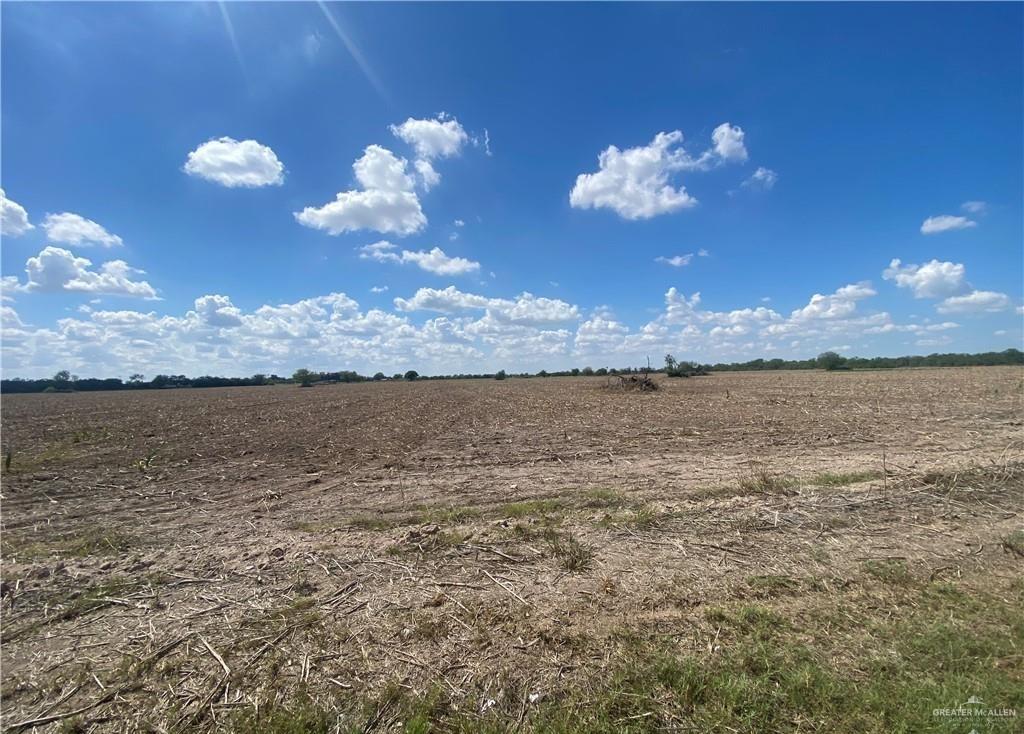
xmin=404 ymin=370 xmax=419 ymax=381
xmin=372 ymin=372 xmax=386 ymax=381
xmin=495 ymin=369 xmax=507 ymax=380
xmin=817 ymin=351 xmax=845 ymax=371
xmin=293 ymin=368 xmax=315 ymax=387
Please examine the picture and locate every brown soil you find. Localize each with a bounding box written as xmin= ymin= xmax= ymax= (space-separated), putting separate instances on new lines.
xmin=1 ymin=367 xmax=1021 ymax=731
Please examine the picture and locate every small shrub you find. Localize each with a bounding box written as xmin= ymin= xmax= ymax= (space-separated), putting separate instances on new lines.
xmin=547 ymin=532 xmax=594 ymax=571
xmin=864 ymin=559 xmax=911 ymax=585
xmin=1000 ymin=530 xmax=1024 ymax=557
xmin=737 ymin=465 xmax=795 ymax=494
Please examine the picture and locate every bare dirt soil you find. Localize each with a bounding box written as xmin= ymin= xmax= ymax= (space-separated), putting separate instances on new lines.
xmin=1 ymin=367 xmax=1022 ymax=732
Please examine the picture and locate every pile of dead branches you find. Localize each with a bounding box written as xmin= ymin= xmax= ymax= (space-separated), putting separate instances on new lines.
xmin=604 ymin=373 xmax=659 ymax=392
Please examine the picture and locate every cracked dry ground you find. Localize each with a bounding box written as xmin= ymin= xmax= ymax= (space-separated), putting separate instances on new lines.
xmin=1 ymin=367 xmax=1022 ymax=732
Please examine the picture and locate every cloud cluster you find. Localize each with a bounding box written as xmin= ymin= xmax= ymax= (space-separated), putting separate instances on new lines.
xmin=4 ymin=264 xmax=1017 ymax=380
xmin=883 ymin=259 xmax=965 ymax=298
xmin=569 ymin=123 xmax=751 ymax=220
xmin=184 ymin=137 xmax=285 ymax=188
xmin=7 ymin=246 xmax=158 ymax=299
xmin=883 ymin=258 xmax=1012 ymax=314
xmin=394 ymin=286 xmax=579 ymax=325
xmin=296 ymin=115 xmax=471 ymax=237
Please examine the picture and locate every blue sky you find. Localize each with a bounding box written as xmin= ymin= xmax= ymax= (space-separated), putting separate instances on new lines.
xmin=2 ymin=2 xmax=1021 ymax=378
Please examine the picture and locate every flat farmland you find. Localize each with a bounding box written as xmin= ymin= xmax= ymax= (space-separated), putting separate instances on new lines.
xmin=1 ymin=367 xmax=1022 ymax=732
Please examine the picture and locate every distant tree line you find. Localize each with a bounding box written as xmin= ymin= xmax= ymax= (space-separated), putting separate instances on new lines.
xmin=2 ymin=349 xmax=1020 ymax=394
xmin=712 ymin=348 xmax=1023 ymax=372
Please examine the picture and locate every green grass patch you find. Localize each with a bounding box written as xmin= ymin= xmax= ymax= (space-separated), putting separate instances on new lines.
xmin=546 ymin=531 xmax=594 ymax=571
xmin=198 ymin=573 xmax=1022 ymax=733
xmin=737 ymin=465 xmax=796 ymax=495
xmin=348 ymin=515 xmax=397 ymax=531
xmin=580 ymin=488 xmax=627 ymax=508
xmin=3 ymin=577 xmax=142 ymax=642
xmin=809 ymin=469 xmax=883 ymax=487
xmin=2 ymin=525 xmax=135 ymax=561
xmin=596 ymin=505 xmax=661 ymax=530
xmin=1000 ymin=530 xmax=1024 ymax=557
xmin=863 ymin=558 xmax=912 ymax=585
xmin=501 ymin=499 xmax=564 ymax=518
xmin=745 ymin=574 xmax=801 ymax=598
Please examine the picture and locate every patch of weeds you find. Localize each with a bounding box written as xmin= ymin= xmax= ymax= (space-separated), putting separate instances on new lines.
xmin=501 ymin=498 xmax=563 ymax=518
xmin=746 ymin=574 xmax=800 ymax=598
xmin=863 ymin=558 xmax=912 ymax=585
xmin=4 ymin=577 xmax=142 ymax=642
xmin=348 ymin=515 xmax=397 ymax=531
xmin=2 ymin=525 xmax=135 ymax=561
xmin=135 ymin=449 xmax=158 ymax=473
xmin=820 ymin=515 xmax=854 ymax=531
xmin=219 ymin=575 xmax=1023 ymax=734
xmin=412 ymin=505 xmax=481 ymax=525
xmin=581 ymin=488 xmax=627 ymax=508
xmin=251 ymin=596 xmax=323 ymax=633
xmin=229 ymin=695 xmax=341 ymax=733
xmin=546 ymin=531 xmax=594 ymax=571
xmin=388 ymin=530 xmax=473 ymax=556
xmin=913 ymin=462 xmax=1023 ymax=494
xmin=596 ymin=505 xmax=660 ymax=530
xmin=407 ymin=611 xmax=449 ymax=642
xmin=507 ymin=523 xmax=543 ymax=541
xmin=809 ymin=469 xmax=883 ymax=487
xmin=70 ymin=428 xmax=108 ymax=444
xmin=289 ymin=520 xmax=339 ymax=534
xmin=737 ymin=464 xmax=796 ymax=495
xmin=1000 ymin=529 xmax=1024 ymax=557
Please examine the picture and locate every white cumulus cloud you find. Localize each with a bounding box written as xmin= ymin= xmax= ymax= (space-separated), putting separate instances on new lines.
xmin=570 ymin=124 xmax=751 ymax=220
xmin=711 ymin=122 xmax=748 ymax=162
xmin=1 ymin=189 xmax=33 ymax=236
xmin=184 ymin=137 xmax=285 ymax=188
xmin=358 ymin=241 xmax=480 ymax=275
xmin=936 ymin=290 xmax=1012 ymax=314
xmin=394 ymin=286 xmax=578 ymax=325
xmin=790 ymin=282 xmax=876 ymax=321
xmin=193 ymin=294 xmax=243 ymax=327
xmin=43 ymin=212 xmax=123 ymax=247
xmin=569 ymin=131 xmax=698 ymax=219
xmin=961 ymin=200 xmax=987 ymax=214
xmin=742 ymin=166 xmax=778 ymax=190
xmin=920 ymin=215 xmax=976 ymax=235
xmin=655 ymin=254 xmax=694 ymax=267
xmin=882 ymin=259 xmax=966 ymax=299
xmin=390 ymin=114 xmax=469 ymax=160
xmin=295 ymin=145 xmax=426 ymax=236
